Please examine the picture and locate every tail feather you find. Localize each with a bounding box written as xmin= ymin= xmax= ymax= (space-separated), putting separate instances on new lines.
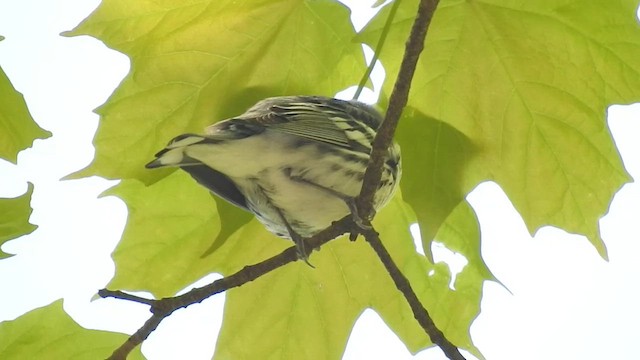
xmin=146 ymin=134 xmax=207 ymax=168
xmin=145 ymin=133 xmax=249 ymax=213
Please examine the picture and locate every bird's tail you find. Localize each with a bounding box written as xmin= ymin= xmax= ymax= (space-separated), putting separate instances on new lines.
xmin=145 ymin=134 xmax=207 ymax=168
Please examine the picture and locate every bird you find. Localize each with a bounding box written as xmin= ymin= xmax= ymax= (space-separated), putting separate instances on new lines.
xmin=146 ymin=95 xmax=401 ymax=262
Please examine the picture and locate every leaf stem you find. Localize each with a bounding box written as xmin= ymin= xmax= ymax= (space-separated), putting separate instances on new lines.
xmin=353 ymin=0 xmax=403 ymax=101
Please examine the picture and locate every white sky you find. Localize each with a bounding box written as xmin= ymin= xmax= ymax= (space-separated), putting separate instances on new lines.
xmin=1 ymin=1 xmax=639 ymax=359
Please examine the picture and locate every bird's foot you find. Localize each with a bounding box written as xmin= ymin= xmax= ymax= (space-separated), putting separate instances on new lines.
xmin=345 ymin=198 xmax=372 ymax=230
xmin=291 ymin=232 xmax=315 ymax=268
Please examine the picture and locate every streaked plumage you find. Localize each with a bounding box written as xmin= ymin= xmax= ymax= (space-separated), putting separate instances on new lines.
xmin=147 ymin=96 xmax=401 ymax=256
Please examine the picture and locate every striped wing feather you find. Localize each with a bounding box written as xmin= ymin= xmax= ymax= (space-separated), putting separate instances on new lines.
xmin=253 ymin=98 xmax=380 ymax=154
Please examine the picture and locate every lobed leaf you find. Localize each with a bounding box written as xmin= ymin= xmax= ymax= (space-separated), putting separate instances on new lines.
xmin=0 ymin=44 xmax=51 ymax=163
xmin=361 ymin=0 xmax=640 ymax=257
xmin=65 ymin=0 xmax=366 ymax=183
xmin=0 ymin=183 xmax=38 ymax=259
xmin=0 ymin=300 xmax=144 ymax=360
xmin=395 ymin=107 xmax=478 ymax=260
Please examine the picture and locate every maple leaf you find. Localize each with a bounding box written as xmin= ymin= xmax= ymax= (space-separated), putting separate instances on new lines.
xmin=360 ymin=0 xmax=640 ymax=258
xmin=0 ymin=300 xmax=144 ymax=360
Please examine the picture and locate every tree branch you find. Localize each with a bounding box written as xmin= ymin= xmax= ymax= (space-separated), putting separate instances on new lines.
xmin=102 ymin=217 xmax=355 ymax=360
xmin=356 ymin=0 xmax=437 ymax=218
xmin=355 ymin=0 xmax=466 ymax=359
xmin=362 ymin=228 xmax=465 ymax=360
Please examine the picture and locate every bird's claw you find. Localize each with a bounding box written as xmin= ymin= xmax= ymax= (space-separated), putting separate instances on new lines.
xmin=291 ymin=233 xmax=315 ymax=268
xmin=297 ymin=249 xmax=315 ymax=268
xmin=346 ymin=198 xmax=372 ymax=230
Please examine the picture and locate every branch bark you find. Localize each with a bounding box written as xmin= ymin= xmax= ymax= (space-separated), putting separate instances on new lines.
xmin=357 ymin=0 xmax=437 ymax=217
xmin=362 ymin=229 xmax=465 ymax=360
xmin=354 ymin=0 xmax=465 ymax=359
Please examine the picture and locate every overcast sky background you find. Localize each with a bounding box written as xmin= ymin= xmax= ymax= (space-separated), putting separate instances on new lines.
xmin=1 ymin=1 xmax=639 ymax=359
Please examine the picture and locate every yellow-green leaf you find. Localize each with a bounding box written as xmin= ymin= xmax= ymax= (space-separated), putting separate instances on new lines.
xmin=65 ymin=0 xmax=365 ymax=183
xmin=103 ymin=171 xmax=225 ymax=296
xmin=103 ymin=170 xmax=279 ymax=297
xmin=395 ymin=108 xmax=478 ymax=260
xmin=361 ymin=0 xmax=640 ymax=257
xmin=0 ymin=38 xmax=51 ymax=163
xmin=0 ymin=300 xmax=144 ymax=360
xmin=435 ymin=201 xmax=496 ymax=287
xmin=0 ymin=183 xmax=37 ymax=259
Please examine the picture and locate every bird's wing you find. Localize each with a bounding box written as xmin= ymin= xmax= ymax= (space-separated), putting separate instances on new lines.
xmin=203 ymin=119 xmax=266 ymax=140
xmin=244 ymin=97 xmax=380 ymax=155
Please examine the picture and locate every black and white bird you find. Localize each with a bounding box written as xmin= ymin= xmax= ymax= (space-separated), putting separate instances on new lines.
xmin=146 ymin=96 xmax=401 ymax=259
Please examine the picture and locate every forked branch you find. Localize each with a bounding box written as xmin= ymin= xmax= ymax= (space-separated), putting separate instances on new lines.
xmin=355 ymin=0 xmax=464 ymax=359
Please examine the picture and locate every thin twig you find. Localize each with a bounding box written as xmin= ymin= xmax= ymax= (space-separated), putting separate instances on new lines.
xmin=355 ymin=0 xmax=465 ymax=359
xmin=362 ymin=228 xmax=465 ymax=360
xmin=110 ymin=316 xmax=163 ymax=360
xmin=98 ymin=289 xmax=154 ymax=306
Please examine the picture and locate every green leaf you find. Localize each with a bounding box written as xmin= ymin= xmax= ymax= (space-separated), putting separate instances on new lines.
xmin=361 ymin=0 xmax=640 ymax=257
xmin=396 ymin=108 xmax=477 ymax=261
xmin=103 ymin=171 xmax=225 ymax=296
xmin=103 ymin=170 xmax=277 ymax=297
xmin=200 ymin=194 xmax=253 ymax=257
xmin=65 ymin=0 xmax=366 ymax=183
xmin=436 ymin=199 xmax=498 ymax=290
xmin=0 ymin=39 xmax=51 ymax=163
xmin=0 ymin=300 xmax=144 ymax=360
xmin=428 ymin=200 xmax=493 ymax=360
xmin=0 ymin=183 xmax=37 ymax=259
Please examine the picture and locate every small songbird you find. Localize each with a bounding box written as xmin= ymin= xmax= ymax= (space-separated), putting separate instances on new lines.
xmin=146 ymin=96 xmax=401 ymax=260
